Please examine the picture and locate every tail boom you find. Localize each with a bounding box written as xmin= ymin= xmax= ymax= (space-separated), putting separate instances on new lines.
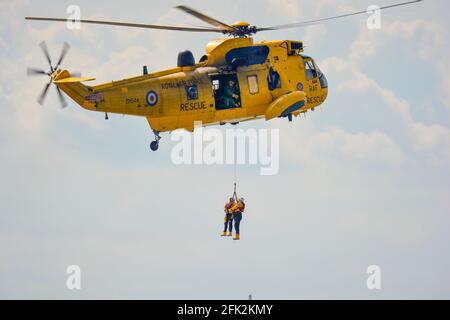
xmin=53 ymin=69 xmax=97 ymax=110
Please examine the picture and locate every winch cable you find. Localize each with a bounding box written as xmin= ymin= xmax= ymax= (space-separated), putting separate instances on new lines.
xmin=233 ymin=160 xmax=238 ymax=201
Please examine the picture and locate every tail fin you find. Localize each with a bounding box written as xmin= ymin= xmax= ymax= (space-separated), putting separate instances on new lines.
xmin=53 ymin=69 xmax=96 ymax=108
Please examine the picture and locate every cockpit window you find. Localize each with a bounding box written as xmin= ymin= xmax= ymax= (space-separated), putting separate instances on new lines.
xmin=313 ymin=61 xmax=323 ymax=78
xmin=304 ymin=60 xmax=318 ymax=80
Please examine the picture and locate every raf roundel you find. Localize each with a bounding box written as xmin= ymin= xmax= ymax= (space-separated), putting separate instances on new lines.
xmin=297 ymin=82 xmax=304 ymax=91
xmin=146 ymin=90 xmax=158 ymax=106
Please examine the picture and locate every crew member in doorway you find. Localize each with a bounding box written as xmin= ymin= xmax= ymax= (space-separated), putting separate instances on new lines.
xmin=222 ymin=79 xmax=240 ymax=109
xmin=221 ymin=197 xmax=235 ymax=237
xmin=231 ymin=197 xmax=245 ymax=240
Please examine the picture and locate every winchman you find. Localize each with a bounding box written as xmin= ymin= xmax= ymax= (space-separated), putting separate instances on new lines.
xmin=221 ymin=197 xmax=235 ymax=237
xmin=230 ymin=197 xmax=245 ymax=240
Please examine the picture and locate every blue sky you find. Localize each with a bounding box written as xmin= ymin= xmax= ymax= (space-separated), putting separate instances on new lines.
xmin=1 ymin=0 xmax=449 ymax=299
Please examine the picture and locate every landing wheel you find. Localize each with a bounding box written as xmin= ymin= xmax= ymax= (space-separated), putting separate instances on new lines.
xmin=150 ymin=130 xmax=161 ymax=151
xmin=150 ymin=140 xmax=159 ymax=151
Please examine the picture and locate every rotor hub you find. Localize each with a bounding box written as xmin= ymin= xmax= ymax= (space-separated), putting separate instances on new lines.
xmin=231 ymin=21 xmax=250 ymax=28
xmin=227 ymin=21 xmax=257 ymax=37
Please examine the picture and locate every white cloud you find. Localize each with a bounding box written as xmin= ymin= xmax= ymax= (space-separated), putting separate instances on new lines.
xmin=320 ymin=16 xmax=450 ymax=167
xmin=303 ymin=24 xmax=328 ymax=46
xmin=0 ymin=36 xmax=7 ymax=50
xmin=438 ymin=60 xmax=450 ymax=109
xmin=279 ymin=120 xmax=404 ymax=166
xmin=349 ymin=19 xmax=446 ymax=63
xmin=265 ymin=0 xmax=301 ymax=18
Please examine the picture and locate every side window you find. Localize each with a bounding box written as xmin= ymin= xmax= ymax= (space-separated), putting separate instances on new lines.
xmin=267 ymin=67 xmax=281 ymax=90
xmin=247 ymin=75 xmax=259 ymax=94
xmin=186 ymin=85 xmax=198 ymax=100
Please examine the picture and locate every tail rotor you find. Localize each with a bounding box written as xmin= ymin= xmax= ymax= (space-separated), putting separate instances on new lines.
xmin=27 ymin=41 xmax=74 ymax=108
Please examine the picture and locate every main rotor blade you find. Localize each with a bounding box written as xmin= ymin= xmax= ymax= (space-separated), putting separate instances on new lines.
xmin=55 ymin=42 xmax=70 ymax=70
xmin=39 ymin=41 xmax=52 ymax=69
xmin=175 ymin=5 xmax=236 ymax=31
xmin=257 ymin=0 xmax=423 ymax=31
xmin=37 ymin=80 xmax=52 ymax=105
xmin=25 ymin=17 xmax=223 ymax=33
xmin=27 ymin=67 xmax=47 ymax=76
xmin=56 ymin=86 xmax=68 ymax=108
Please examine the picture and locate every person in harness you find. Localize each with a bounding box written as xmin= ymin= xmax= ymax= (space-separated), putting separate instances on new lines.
xmin=230 ymin=197 xmax=245 ymax=241
xmin=221 ymin=197 xmax=235 ymax=237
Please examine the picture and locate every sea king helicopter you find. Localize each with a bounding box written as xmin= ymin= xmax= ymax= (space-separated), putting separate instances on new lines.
xmin=26 ymin=1 xmax=422 ymax=151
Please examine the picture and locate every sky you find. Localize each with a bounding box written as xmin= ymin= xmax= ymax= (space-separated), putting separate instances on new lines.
xmin=0 ymin=0 xmax=449 ymax=299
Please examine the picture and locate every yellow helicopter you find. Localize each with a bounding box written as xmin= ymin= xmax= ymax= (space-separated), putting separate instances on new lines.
xmin=26 ymin=1 xmax=422 ymax=151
